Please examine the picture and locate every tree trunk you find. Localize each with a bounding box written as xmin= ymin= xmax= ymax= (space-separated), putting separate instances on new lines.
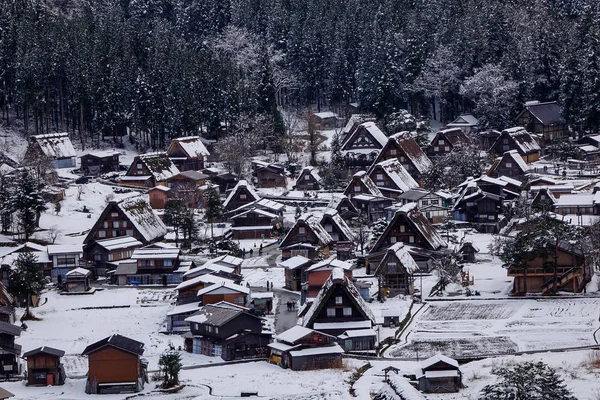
xmin=79 ymin=102 xmax=86 ymax=151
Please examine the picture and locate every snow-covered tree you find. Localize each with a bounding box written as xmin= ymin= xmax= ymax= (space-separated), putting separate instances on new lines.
xmin=8 ymin=252 xmax=45 ymax=318
xmin=479 ymin=361 xmax=576 ymax=400
xmin=204 ymin=186 xmax=223 ymax=239
xmin=422 ymin=144 xmax=484 ymax=190
xmin=369 ymin=218 xmax=388 ymax=246
xmin=159 ymin=344 xmax=182 ymax=389
xmin=460 ymin=64 xmax=519 ymax=130
xmin=11 ymin=170 xmax=46 ymax=241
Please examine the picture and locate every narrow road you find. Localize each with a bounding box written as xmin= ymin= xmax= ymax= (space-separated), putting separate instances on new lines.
xmin=273 ymin=289 xmax=300 ymax=334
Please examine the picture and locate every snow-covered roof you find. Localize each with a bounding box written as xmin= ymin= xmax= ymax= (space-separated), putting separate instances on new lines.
xmin=0 ymin=164 xmax=15 ymax=175
xmin=65 ymin=267 xmax=91 ymax=277
xmin=388 ymin=375 xmax=426 ymax=400
xmin=288 ymin=343 xmax=345 ymax=357
xmin=490 ymin=150 xmax=530 ymax=175
xmin=117 ymin=197 xmax=168 ymax=243
xmin=137 ymin=153 xmax=180 ymax=181
xmin=31 ymin=132 xmax=76 ymax=159
xmin=387 ymin=133 xmax=432 ymax=174
xmin=372 ymin=158 xmax=419 ymax=193
xmin=174 ymin=274 xmax=228 ymax=291
xmin=196 ymin=281 xmax=249 ymax=296
xmin=555 ymin=194 xmax=595 ymax=207
xmin=279 ymin=255 xmax=312 ymax=270
xmin=131 ymin=247 xmax=180 ymax=260
xmin=231 ymin=208 xmax=278 ymax=220
xmin=421 ymin=353 xmax=459 ymax=369
xmin=446 ymin=113 xmax=479 ymax=127
xmin=312 ymin=320 xmax=372 ymax=330
xmin=170 ymin=136 xmax=210 ymax=158
xmin=338 ymin=328 xmax=377 ymax=339
xmin=81 ymin=150 xmax=121 ymax=159
xmin=47 ymin=245 xmax=82 ymax=256
xmin=349 ymin=171 xmax=383 ymax=197
xmin=298 ymin=166 xmax=321 ymax=183
xmin=322 ymin=209 xmax=355 ymax=242
xmin=314 ymin=111 xmax=338 ymax=119
xmin=251 ymin=292 xmax=273 ymax=299
xmin=306 ymin=256 xmax=353 ymax=272
xmin=501 ymin=127 xmax=541 ymax=154
xmin=341 ymin=121 xmax=387 ymax=151
xmin=425 ymin=370 xmax=459 ymax=378
xmin=378 ymin=243 xmax=419 ymax=274
xmin=497 ymin=175 xmax=523 ymax=187
xmin=166 ymin=302 xmax=201 ymax=316
xmin=209 ymin=254 xmax=244 ymax=268
xmin=274 ymin=325 xmax=315 ymax=344
xmin=267 ymin=342 xmax=297 ymax=352
xmin=223 ymin=180 xmax=261 ymax=209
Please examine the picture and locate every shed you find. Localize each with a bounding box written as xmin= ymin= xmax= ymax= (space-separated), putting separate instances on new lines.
xmin=23 ymin=346 xmax=66 ymax=386
xmin=65 ymin=268 xmax=92 ymax=292
xmin=417 ymin=354 xmax=462 ymax=393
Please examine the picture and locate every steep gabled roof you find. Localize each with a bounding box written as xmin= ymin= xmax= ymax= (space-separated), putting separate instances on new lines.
xmin=306 ymin=256 xmax=354 ymax=272
xmin=374 ymin=242 xmax=419 ymax=275
xmin=497 ymin=127 xmax=541 ymax=155
xmin=344 ymin=171 xmax=383 ymax=197
xmin=281 ymin=213 xmax=333 ymax=248
xmin=520 ymin=101 xmax=566 ymax=126
xmin=82 ymin=334 xmax=144 ymax=356
xmin=302 ymin=268 xmax=376 ymax=328
xmin=388 ymin=133 xmax=432 ymax=174
xmin=431 ymin=128 xmax=470 ymax=147
xmin=421 ymin=353 xmax=459 ymax=370
xmin=223 ymin=180 xmax=260 ymax=209
xmin=371 ymin=158 xmax=419 ymax=193
xmin=118 ymin=197 xmax=168 ymax=243
xmin=196 ymin=280 xmax=250 ymax=296
xmin=168 ymin=136 xmax=210 ymax=158
xmin=274 ymin=325 xmax=317 ymax=344
xmin=446 ymin=114 xmax=479 ymax=127
xmin=341 ymin=121 xmax=388 ymax=151
xmin=136 ymin=152 xmax=180 ymax=181
xmin=23 ymin=346 xmax=65 ymax=358
xmin=370 ymin=203 xmax=447 ymax=252
xmin=297 ymin=166 xmax=321 ymax=183
xmin=321 ymin=209 xmax=355 ymax=242
xmin=30 ymin=132 xmax=76 ymax=159
xmin=488 ymin=150 xmax=530 ymax=176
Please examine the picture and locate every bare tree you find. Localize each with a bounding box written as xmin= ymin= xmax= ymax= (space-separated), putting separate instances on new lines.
xmin=46 ymin=225 xmax=62 ymax=244
xmin=77 ymin=185 xmax=84 ymax=201
xmin=307 ymin=106 xmax=318 ymax=166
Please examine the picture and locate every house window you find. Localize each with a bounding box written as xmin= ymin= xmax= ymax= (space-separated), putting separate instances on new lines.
xmin=215 ymin=327 xmax=219 ymax=334
xmin=409 ymin=236 xmax=415 ymax=243
xmin=240 ymin=194 xmax=247 ymax=200
xmin=112 ymin=230 xmax=119 ymax=237
xmin=399 ymin=225 xmax=406 ymax=233
xmin=126 ymin=229 xmax=133 ymax=236
xmin=327 ymin=308 xmax=336 ymax=317
xmin=108 ymin=254 xmax=114 ymax=261
xmin=111 ymin=212 xmax=119 ymax=217
xmin=164 ymin=259 xmax=173 ymax=267
xmin=354 ymin=186 xmax=361 ymax=192
xmin=206 ymin=325 xmax=213 ymax=333
xmin=434 ymin=146 xmax=439 ymax=152
xmin=503 ymin=139 xmax=509 ymax=144
xmin=376 ymin=174 xmax=384 ymax=181
xmin=113 ymin=221 xmax=120 ymax=229
xmin=488 ymin=215 xmax=495 ymax=220
xmin=335 ymin=296 xmax=343 ymax=305
xmin=94 ymin=254 xmax=102 ymax=261
xmin=421 ymin=200 xmax=428 ymax=206
xmin=304 ymin=175 xmax=310 ymax=181
xmin=390 ymin=236 xmax=397 ymax=243
xmin=390 ymin=149 xmax=397 ymax=155
xmin=141 ymin=260 xmax=155 ymax=267
xmin=103 ymin=222 xmax=108 ymax=228
xmin=233 ymin=296 xmax=245 ymax=305
xmin=57 ymin=256 xmax=76 ymax=266
xmin=387 ymin=262 xmax=397 ymax=268
xmin=439 ymin=139 xmax=445 ymax=145
xmin=137 ymin=163 xmax=143 ymax=170
xmin=98 ymin=230 xmax=106 ymax=238
xmin=431 ymin=199 xmax=439 ymax=205
xmin=506 ymin=162 xmax=512 ymax=168
xmin=298 ymin=227 xmax=306 ymax=234
xmin=343 ymin=307 xmax=352 ymax=316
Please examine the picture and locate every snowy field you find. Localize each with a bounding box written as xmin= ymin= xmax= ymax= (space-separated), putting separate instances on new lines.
xmin=387 ymin=297 xmax=600 ymax=358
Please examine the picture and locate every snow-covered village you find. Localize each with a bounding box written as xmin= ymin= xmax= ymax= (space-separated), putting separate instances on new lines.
xmin=3 ymin=1 xmax=600 ymax=399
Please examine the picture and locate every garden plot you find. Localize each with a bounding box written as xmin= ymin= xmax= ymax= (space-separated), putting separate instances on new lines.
xmin=387 ymin=298 xmax=600 ymax=358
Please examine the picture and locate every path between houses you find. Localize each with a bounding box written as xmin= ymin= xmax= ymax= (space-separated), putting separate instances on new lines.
xmin=273 ymin=289 xmax=300 ymax=334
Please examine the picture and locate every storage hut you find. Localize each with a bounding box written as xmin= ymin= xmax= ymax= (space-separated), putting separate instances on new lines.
xmin=23 ymin=346 xmax=66 ymax=386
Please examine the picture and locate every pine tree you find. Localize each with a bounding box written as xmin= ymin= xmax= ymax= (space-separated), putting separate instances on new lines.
xmin=163 ymin=199 xmax=186 ymax=246
xmin=11 ymin=170 xmax=46 ymax=241
xmin=158 ymin=344 xmax=182 ymax=388
xmin=0 ymin=176 xmax=13 ymax=233
xmin=8 ymin=252 xmax=45 ymax=318
xmin=204 ymin=186 xmax=223 ymax=239
xmin=479 ymin=361 xmax=576 ymax=400
xmin=370 ymin=218 xmax=388 ymax=246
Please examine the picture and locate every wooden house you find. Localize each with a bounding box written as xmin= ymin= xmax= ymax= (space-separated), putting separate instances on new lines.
xmin=341 ymin=121 xmax=388 ymax=172
xmin=175 ymin=274 xmax=231 ymax=305
xmin=182 ymin=255 xmax=243 ymax=284
xmin=395 ymin=189 xmax=449 ymax=224
xmin=327 ymin=195 xmax=359 ymax=222
xmin=25 ymin=132 xmax=77 ymax=168
xmin=80 ymin=150 xmax=121 ymax=176
xmin=280 ymin=256 xmax=314 ymax=292
xmin=65 ymin=267 xmax=92 ymax=292
xmin=368 ymin=203 xmax=447 ymax=269
xmin=452 ymin=176 xmax=508 ymax=232
xmin=295 ymin=166 xmax=321 ymax=191
xmin=507 ymin=240 xmax=591 ymax=294
xmin=374 ymin=243 xmax=418 ymax=297
xmin=148 ymin=186 xmax=172 ymax=209
xmin=23 ymin=346 xmax=66 ymax=386
xmin=230 ymin=208 xmax=278 ymax=240
xmin=417 ymin=354 xmax=462 ymax=393
xmin=456 ymin=241 xmax=479 ymax=263
xmin=210 ymin=172 xmax=238 ymax=193
xmin=373 ymin=132 xmax=432 ymax=183
xmin=223 ymin=180 xmax=261 ymax=212
xmin=164 ymin=170 xmax=208 ymax=208
xmin=46 ymin=244 xmax=83 ymax=283
xmin=477 ymin=130 xmax=502 ymax=151
xmin=253 ymin=161 xmax=287 ymax=188
xmin=125 ymin=246 xmax=181 ymax=285
xmin=490 ymin=127 xmax=541 ymax=163
xmin=344 ymin=171 xmax=393 ymax=221
xmin=83 ymin=236 xmax=142 ymax=276
xmin=167 ymin=136 xmax=210 ymax=171
xmin=197 ymin=281 xmax=249 ymax=307
xmin=120 ymin=152 xmax=180 ymax=188
xmin=339 ymin=114 xmax=376 ymax=144
xmin=251 ymin=292 xmax=273 ymax=314
xmin=0 ymin=243 xmax=50 ymax=286
xmin=446 ymin=114 xmax=479 ymax=134
xmin=280 ymin=213 xmax=333 ymax=261
xmin=320 ymin=209 xmax=355 ymax=244
xmin=427 ymin=128 xmax=470 ymax=157
xmin=82 ymin=334 xmax=147 ymax=394
xmin=302 ymin=269 xmax=377 ymax=350
xmin=0 ymin=322 xmax=21 ymax=377
xmin=268 ymin=325 xmax=343 ymax=370
xmin=487 ymin=150 xmax=531 ymax=180
xmin=368 ymin=158 xmax=419 ymax=199
xmin=166 ymin=302 xmax=202 ymax=333
xmin=553 ymin=193 xmax=598 ymax=216
xmin=313 ymin=111 xmax=340 ymax=129
xmin=184 ymin=303 xmax=270 ymax=361
xmin=515 ymin=101 xmax=569 ymax=143
xmin=304 ymin=257 xmax=354 ymax=298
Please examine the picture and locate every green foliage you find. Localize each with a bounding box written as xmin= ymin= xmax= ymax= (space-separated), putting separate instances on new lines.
xmin=479 ymin=361 xmax=576 ymax=400
xmin=8 ymin=252 xmax=45 ymax=314
xmin=163 ymin=199 xmax=186 ymax=246
xmin=422 ymin=144 xmax=484 ymax=190
xmin=158 ymin=344 xmax=182 ymax=388
xmin=11 ymin=170 xmax=47 ymax=240
xmin=207 ymin=238 xmax=242 ymax=257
